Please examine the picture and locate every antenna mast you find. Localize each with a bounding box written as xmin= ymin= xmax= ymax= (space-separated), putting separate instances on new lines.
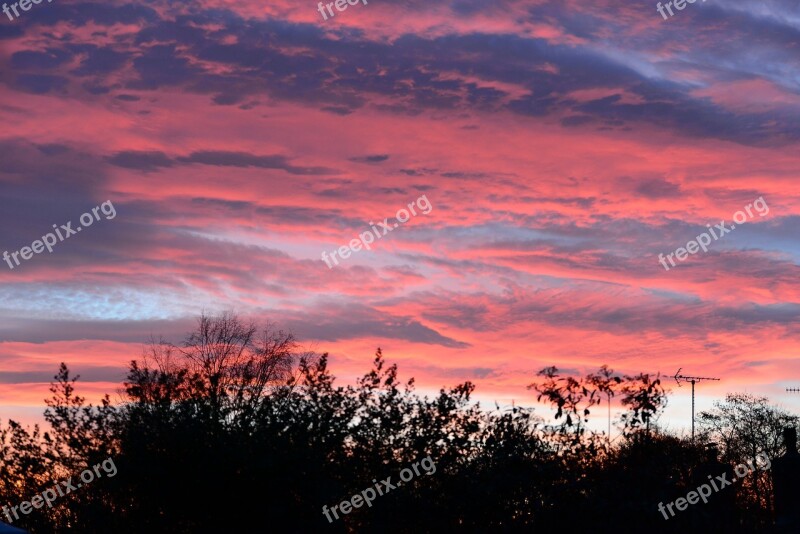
xmin=673 ymin=368 xmax=720 ymax=441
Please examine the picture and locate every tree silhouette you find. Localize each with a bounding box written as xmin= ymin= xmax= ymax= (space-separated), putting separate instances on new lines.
xmin=0 ymin=314 xmax=790 ymax=532
xmin=699 ymin=393 xmax=797 ymax=528
xmin=619 ymin=372 xmax=668 ymax=439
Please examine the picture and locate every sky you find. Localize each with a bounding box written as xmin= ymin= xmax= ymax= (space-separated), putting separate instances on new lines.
xmin=0 ymin=0 xmax=799 ymax=434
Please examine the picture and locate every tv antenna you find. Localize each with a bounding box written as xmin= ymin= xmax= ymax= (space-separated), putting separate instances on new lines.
xmin=673 ymin=368 xmax=720 ymax=441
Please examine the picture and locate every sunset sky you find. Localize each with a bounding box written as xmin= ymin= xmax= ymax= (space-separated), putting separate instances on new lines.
xmin=0 ymin=0 xmax=798 ymax=434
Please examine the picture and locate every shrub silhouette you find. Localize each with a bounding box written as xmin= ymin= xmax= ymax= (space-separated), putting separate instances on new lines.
xmin=0 ymin=313 xmax=787 ymax=532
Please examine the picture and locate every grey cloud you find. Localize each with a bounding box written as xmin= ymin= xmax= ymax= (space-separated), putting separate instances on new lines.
xmin=108 ymin=150 xmax=174 ymax=172
xmin=177 ymin=151 xmax=339 ymax=175
xmin=0 ymin=366 xmax=126 ymax=384
xmin=0 ymin=317 xmax=197 ymax=344
xmin=281 ymin=303 xmax=470 ymax=348
xmin=349 ymin=154 xmax=390 ymax=164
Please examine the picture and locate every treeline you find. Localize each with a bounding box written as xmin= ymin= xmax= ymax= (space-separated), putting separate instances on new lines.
xmin=0 ymin=313 xmax=793 ymax=532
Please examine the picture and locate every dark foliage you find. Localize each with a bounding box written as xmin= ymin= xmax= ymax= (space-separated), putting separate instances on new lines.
xmin=0 ymin=314 xmax=789 ymax=532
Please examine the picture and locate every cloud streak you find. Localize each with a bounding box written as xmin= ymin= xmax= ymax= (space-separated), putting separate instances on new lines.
xmin=0 ymin=0 xmax=798 ymax=430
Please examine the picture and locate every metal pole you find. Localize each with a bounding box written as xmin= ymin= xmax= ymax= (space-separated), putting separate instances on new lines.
xmin=673 ymin=369 xmax=718 ymax=442
xmin=691 ymin=379 xmax=695 ymax=441
xmin=608 ymin=396 xmax=611 ymax=443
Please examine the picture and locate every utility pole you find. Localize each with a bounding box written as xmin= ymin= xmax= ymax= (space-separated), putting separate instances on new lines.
xmin=588 ymin=366 xmax=620 ymax=445
xmin=673 ymin=368 xmax=720 ymax=441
